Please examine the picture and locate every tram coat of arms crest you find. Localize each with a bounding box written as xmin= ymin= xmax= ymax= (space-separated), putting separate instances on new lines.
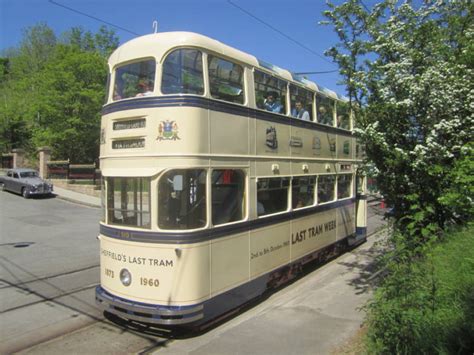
xmin=157 ymin=120 xmax=180 ymax=141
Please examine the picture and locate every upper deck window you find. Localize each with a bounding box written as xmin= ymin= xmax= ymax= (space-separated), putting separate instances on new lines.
xmin=254 ymin=70 xmax=287 ymax=114
xmin=316 ymin=94 xmax=335 ymax=126
xmin=336 ymin=101 xmax=351 ymax=130
xmin=113 ymin=59 xmax=156 ymax=100
xmin=290 ymin=85 xmax=313 ymax=121
xmin=161 ymin=49 xmax=204 ymax=95
xmin=208 ymin=55 xmax=244 ymax=104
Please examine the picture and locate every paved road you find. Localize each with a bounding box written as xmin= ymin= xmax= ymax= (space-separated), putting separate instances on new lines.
xmin=0 ymin=191 xmax=101 ymax=353
xmin=0 ymin=191 xmax=387 ymax=354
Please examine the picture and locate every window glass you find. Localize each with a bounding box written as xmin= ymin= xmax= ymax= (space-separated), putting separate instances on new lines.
xmin=161 ymin=49 xmax=204 ymax=95
xmin=107 ymin=177 xmax=150 ymax=228
xmin=20 ymin=171 xmax=38 ymax=178
xmin=158 ymin=169 xmax=206 ymax=230
xmin=208 ymin=55 xmax=244 ymax=104
xmin=13 ymin=173 xmax=19 ymax=179
xmin=316 ymin=94 xmax=335 ymax=126
xmin=113 ymin=59 xmax=155 ymax=100
xmin=257 ymin=177 xmax=289 ymax=216
xmin=337 ymin=174 xmax=352 ymax=199
xmin=254 ymin=70 xmax=287 ymax=114
xmin=292 ymin=176 xmax=316 ymax=209
xmin=290 ymin=85 xmax=313 ymax=121
xmin=318 ymin=175 xmax=336 ymax=203
xmin=212 ymin=169 xmax=246 ymax=225
xmin=337 ymin=101 xmax=351 ymax=129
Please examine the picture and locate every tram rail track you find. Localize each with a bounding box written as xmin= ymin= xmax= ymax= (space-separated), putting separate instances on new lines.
xmin=0 ymin=280 xmax=99 ymax=314
xmin=0 ymin=263 xmax=99 ymax=290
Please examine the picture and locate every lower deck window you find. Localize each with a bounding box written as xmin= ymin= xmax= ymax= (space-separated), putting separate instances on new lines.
xmin=292 ymin=176 xmax=316 ymax=209
xmin=318 ymin=175 xmax=336 ymax=203
xmin=257 ymin=177 xmax=289 ymax=216
xmin=158 ymin=170 xmax=206 ymax=230
xmin=337 ymin=174 xmax=353 ymax=199
xmin=107 ymin=177 xmax=150 ymax=228
xmin=212 ymin=169 xmax=246 ymax=225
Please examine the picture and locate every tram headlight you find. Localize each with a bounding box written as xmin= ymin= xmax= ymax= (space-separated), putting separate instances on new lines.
xmin=120 ymin=268 xmax=132 ymax=287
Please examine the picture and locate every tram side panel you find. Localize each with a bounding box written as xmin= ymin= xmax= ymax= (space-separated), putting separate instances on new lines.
xmin=209 ymin=107 xmax=250 ymax=156
xmin=100 ymin=236 xmax=211 ymax=306
xmin=290 ymin=209 xmax=338 ymax=262
xmin=210 ymin=232 xmax=250 ymax=296
xmin=249 ymin=222 xmax=292 ymax=279
xmin=101 ymin=106 xmax=211 ymax=158
xmin=336 ymin=203 xmax=356 ymax=241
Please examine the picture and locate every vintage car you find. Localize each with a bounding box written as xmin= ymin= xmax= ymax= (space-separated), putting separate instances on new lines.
xmin=0 ymin=168 xmax=53 ymax=198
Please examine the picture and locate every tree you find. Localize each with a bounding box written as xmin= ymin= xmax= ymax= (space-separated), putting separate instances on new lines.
xmin=322 ymin=1 xmax=474 ymax=241
xmin=0 ymin=23 xmax=119 ymax=162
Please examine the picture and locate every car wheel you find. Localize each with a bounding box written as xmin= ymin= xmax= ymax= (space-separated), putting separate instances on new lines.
xmin=22 ymin=187 xmax=30 ymax=199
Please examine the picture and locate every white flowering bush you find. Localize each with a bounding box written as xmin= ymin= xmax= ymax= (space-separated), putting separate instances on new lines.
xmin=323 ymin=0 xmax=473 ymax=239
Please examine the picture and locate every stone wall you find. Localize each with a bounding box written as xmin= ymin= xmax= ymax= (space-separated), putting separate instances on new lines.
xmin=51 ymin=179 xmax=101 ymax=198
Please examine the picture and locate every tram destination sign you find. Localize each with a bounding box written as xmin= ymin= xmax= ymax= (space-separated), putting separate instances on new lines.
xmin=113 ymin=118 xmax=146 ymax=130
xmin=112 ymin=138 xmax=145 ymax=149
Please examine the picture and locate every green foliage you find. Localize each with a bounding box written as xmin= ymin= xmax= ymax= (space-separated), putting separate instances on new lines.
xmin=365 ymin=224 xmax=474 ymax=354
xmin=322 ymin=1 xmax=474 ymax=236
xmin=0 ymin=23 xmax=119 ymax=162
xmin=438 ymin=143 xmax=474 ymax=223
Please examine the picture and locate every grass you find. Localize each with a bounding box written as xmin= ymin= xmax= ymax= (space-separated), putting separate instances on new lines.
xmin=364 ymin=223 xmax=474 ymax=354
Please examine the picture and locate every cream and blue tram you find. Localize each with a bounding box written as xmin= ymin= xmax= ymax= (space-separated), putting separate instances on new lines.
xmin=95 ymin=32 xmax=367 ymax=328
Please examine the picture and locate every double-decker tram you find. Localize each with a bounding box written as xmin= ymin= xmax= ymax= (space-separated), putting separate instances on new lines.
xmin=96 ymin=32 xmax=367 ymax=329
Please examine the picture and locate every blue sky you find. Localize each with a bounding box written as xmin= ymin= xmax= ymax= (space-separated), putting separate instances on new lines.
xmin=0 ymin=0 xmax=363 ymax=95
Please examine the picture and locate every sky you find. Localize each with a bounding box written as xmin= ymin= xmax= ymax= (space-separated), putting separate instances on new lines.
xmin=0 ymin=0 xmax=362 ymax=95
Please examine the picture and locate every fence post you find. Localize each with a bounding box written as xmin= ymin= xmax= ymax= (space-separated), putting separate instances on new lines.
xmin=37 ymin=146 xmax=52 ymax=179
xmin=12 ymin=149 xmax=25 ymax=169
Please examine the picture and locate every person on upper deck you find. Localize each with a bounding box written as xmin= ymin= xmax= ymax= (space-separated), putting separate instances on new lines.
xmin=317 ymin=106 xmax=333 ymax=125
xmin=135 ymin=79 xmax=154 ymax=97
xmin=292 ymin=100 xmax=310 ymax=121
xmin=264 ymin=92 xmax=283 ymax=113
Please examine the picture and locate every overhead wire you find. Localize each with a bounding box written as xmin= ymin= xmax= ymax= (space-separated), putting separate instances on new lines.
xmin=227 ymin=0 xmax=337 ymax=71
xmin=49 ymin=0 xmax=339 ymax=75
xmin=48 ymin=0 xmax=140 ymax=36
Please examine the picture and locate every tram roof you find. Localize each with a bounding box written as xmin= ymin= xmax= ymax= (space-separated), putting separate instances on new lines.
xmin=110 ymin=31 xmax=345 ymax=101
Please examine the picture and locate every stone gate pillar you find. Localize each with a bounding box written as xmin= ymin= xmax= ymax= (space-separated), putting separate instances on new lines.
xmin=12 ymin=149 xmax=25 ymax=168
xmin=38 ymin=147 xmax=52 ymax=179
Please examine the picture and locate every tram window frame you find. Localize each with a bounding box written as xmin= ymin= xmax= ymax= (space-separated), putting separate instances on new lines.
xmin=211 ymin=169 xmax=246 ymax=226
xmin=289 ymin=84 xmax=313 ymax=121
xmin=292 ymin=176 xmax=316 ymax=209
xmin=161 ymin=48 xmax=204 ymax=95
xmin=254 ymin=69 xmax=288 ymax=115
xmin=158 ymin=169 xmax=207 ymax=230
xmin=257 ymin=177 xmax=290 ymax=217
xmin=101 ymin=177 xmax=105 ymax=222
xmin=317 ymin=175 xmax=336 ymax=204
xmin=106 ymin=177 xmax=151 ymax=229
xmin=336 ymin=101 xmax=351 ymax=130
xmin=208 ymin=55 xmax=245 ymax=105
xmin=316 ymin=93 xmax=335 ymax=126
xmin=113 ymin=58 xmax=156 ymax=101
xmin=337 ymin=174 xmax=353 ymax=199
